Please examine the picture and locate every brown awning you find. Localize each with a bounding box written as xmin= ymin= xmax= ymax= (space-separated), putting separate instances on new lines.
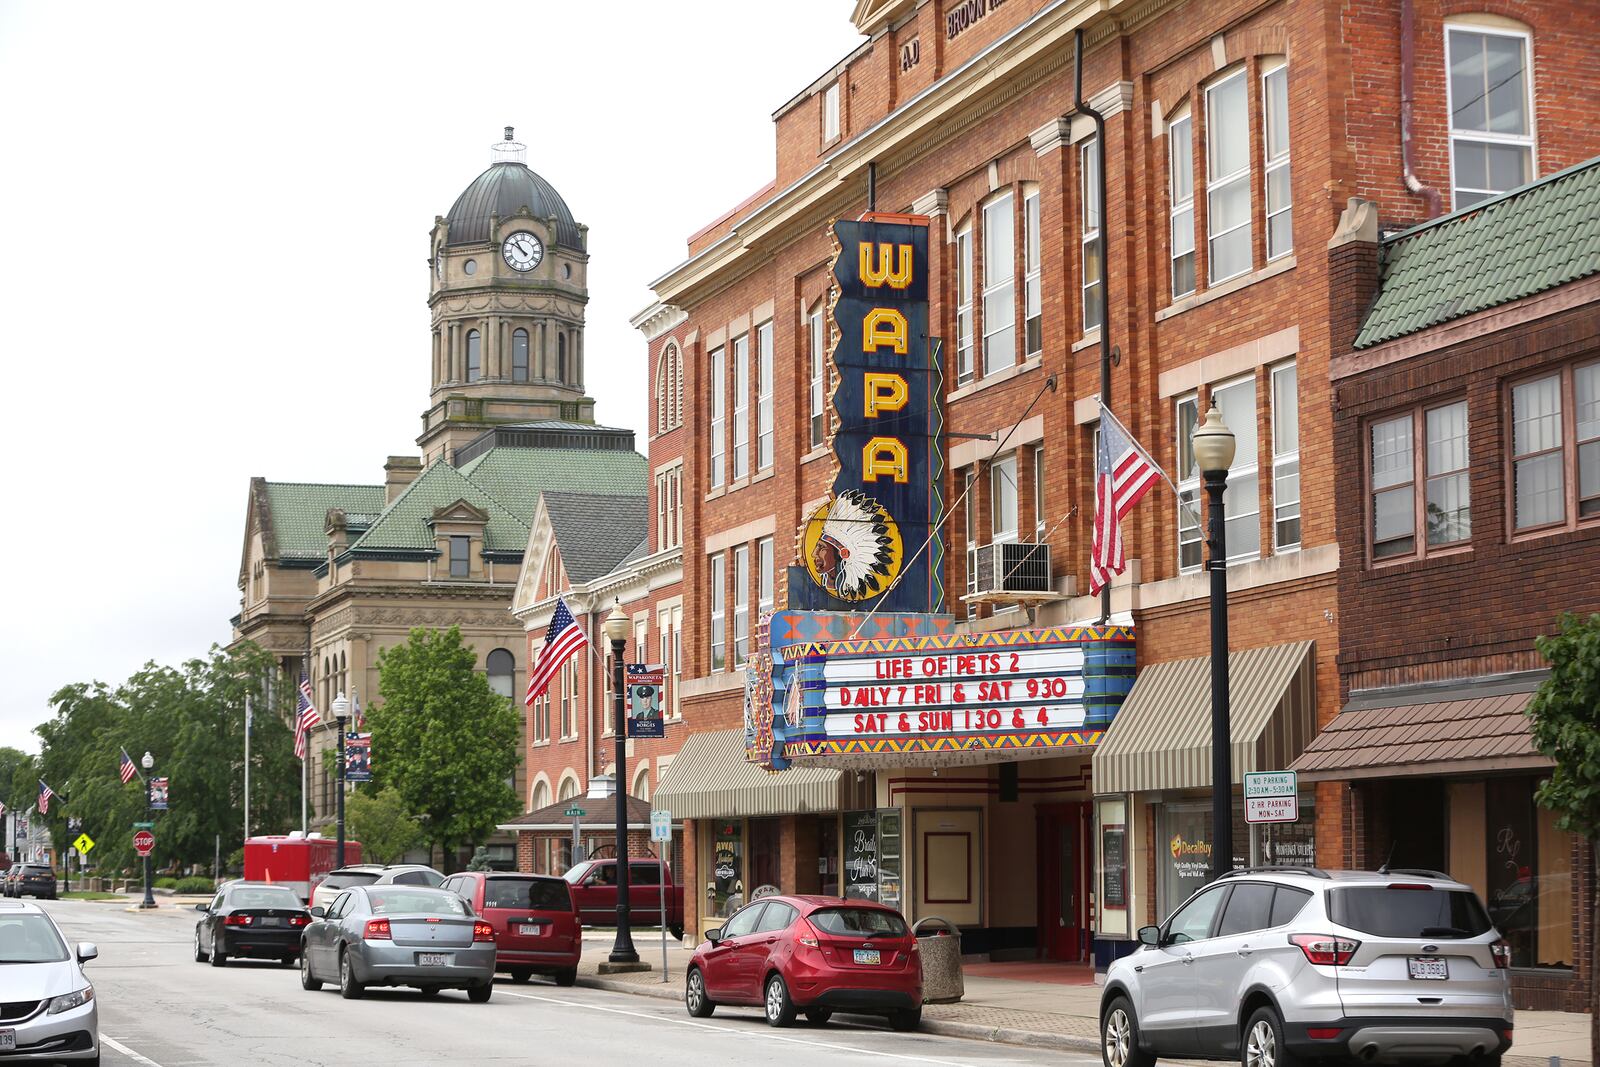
xmin=1093 ymin=641 xmax=1316 ymax=794
xmin=1290 ymin=672 xmax=1549 ymax=782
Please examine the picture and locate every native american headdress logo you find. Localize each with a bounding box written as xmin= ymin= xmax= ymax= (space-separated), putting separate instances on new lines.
xmin=802 ymin=489 xmax=902 ymax=601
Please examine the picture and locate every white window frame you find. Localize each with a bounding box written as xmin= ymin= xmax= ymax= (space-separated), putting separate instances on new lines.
xmin=709 ymin=552 xmax=726 ymax=671
xmin=956 ymin=222 xmax=975 ymax=384
xmin=981 ymin=191 xmax=1016 ymax=376
xmin=1261 ymin=61 xmax=1293 ymax=260
xmin=756 ymin=321 xmax=774 ymax=470
xmin=709 ymin=346 xmax=725 ymax=488
xmin=757 ymin=537 xmax=774 ymax=619
xmin=732 ymin=333 xmax=749 ymax=481
xmin=1033 ymin=445 xmax=1046 ymax=539
xmin=990 ymin=454 xmax=1019 ymax=544
xmin=1270 ymin=361 xmax=1301 ymax=551
xmin=1023 ymin=185 xmax=1042 ymax=358
xmin=808 ymin=304 xmax=826 ymax=449
xmin=1444 ymin=23 xmax=1536 ymax=210
xmin=1081 ymin=138 xmax=1103 ymax=333
xmin=1213 ymin=375 xmax=1261 ymax=563
xmin=1176 ymin=394 xmax=1202 ymax=572
xmin=823 ymin=82 xmax=840 ymax=143
xmin=1169 ymin=110 xmax=1196 ymax=299
xmin=1205 ymin=69 xmax=1253 ymax=285
xmin=733 ymin=544 xmax=750 ymax=666
xmin=963 ymin=469 xmax=978 ymax=617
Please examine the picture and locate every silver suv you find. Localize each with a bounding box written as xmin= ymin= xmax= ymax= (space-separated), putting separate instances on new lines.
xmin=1101 ymin=868 xmax=1514 ymax=1067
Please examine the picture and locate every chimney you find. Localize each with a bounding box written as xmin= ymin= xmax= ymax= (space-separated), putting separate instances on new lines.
xmin=1326 ymin=198 xmax=1382 ymax=354
xmin=384 ymin=455 xmax=423 ymax=503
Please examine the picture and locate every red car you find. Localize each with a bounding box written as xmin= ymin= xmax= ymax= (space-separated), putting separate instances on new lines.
xmin=685 ymin=895 xmax=922 ymax=1030
xmin=442 ymin=871 xmax=581 ymax=986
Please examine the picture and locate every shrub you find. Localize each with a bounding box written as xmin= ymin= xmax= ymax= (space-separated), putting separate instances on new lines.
xmin=154 ymin=877 xmax=179 ymax=890
xmin=174 ymin=876 xmax=213 ymax=894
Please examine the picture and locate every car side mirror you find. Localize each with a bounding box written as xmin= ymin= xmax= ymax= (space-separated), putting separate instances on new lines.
xmin=705 ymin=927 xmax=723 ymax=945
xmin=194 ymin=903 xmax=209 ymax=912
xmin=77 ymin=942 xmax=98 ymax=963
xmin=309 ymin=906 xmax=326 ymax=918
xmin=1138 ymin=925 xmax=1162 ymax=947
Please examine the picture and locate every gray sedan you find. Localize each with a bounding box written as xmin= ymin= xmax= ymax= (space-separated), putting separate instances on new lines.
xmin=299 ymin=885 xmax=497 ymax=1002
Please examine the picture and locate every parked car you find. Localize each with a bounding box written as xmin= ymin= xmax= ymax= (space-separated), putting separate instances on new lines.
xmin=1100 ymin=867 xmax=1515 ymax=1067
xmin=564 ymin=857 xmax=684 ymax=939
xmin=685 ymin=895 xmax=922 ymax=1030
xmin=442 ymin=871 xmax=580 ymax=986
xmin=310 ymin=864 xmax=386 ymax=912
xmin=11 ymin=864 xmax=57 ymax=901
xmin=300 ymin=885 xmax=496 ymax=1001
xmin=192 ymin=882 xmax=311 ymax=967
xmin=0 ymin=899 xmax=99 ymax=1061
xmin=1 ymin=866 xmax=20 ymax=897
xmin=370 ymin=864 xmax=444 ymax=888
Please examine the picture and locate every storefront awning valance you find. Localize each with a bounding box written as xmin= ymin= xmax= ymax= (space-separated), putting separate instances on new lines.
xmin=1094 ymin=640 xmax=1315 ymax=795
xmin=1290 ymin=672 xmax=1548 ymax=782
xmin=653 ymin=729 xmax=867 ymax=820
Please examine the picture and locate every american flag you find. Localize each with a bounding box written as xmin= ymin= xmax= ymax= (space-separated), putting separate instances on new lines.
xmin=294 ymin=675 xmax=320 ymax=760
xmin=119 ymin=748 xmax=138 ymax=785
xmin=37 ymin=780 xmax=53 ymax=816
xmin=526 ymin=597 xmax=589 ymax=706
xmin=1090 ymin=403 xmax=1165 ymax=595
xmin=351 ymin=689 xmax=366 ymax=731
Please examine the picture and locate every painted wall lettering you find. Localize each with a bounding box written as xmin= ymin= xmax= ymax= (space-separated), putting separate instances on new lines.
xmin=899 ymin=37 xmax=920 ymax=73
xmin=946 ymin=0 xmax=1005 ymax=41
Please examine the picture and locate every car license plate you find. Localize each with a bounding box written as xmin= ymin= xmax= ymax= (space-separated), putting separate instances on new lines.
xmin=0 ymin=1029 xmax=14 ymax=1051
xmin=417 ymin=952 xmax=452 ymax=967
xmin=853 ymin=949 xmax=881 ymax=965
xmin=259 ymin=917 xmax=281 ymax=927
xmin=519 ymin=923 xmax=542 ymax=936
xmin=1408 ymin=956 xmax=1448 ymax=980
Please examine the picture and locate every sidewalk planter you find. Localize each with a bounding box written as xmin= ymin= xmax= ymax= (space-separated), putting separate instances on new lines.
xmin=915 ymin=916 xmax=964 ymax=1004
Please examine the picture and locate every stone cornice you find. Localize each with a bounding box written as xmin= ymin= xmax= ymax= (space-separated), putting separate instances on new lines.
xmin=629 ymin=302 xmax=689 ymax=341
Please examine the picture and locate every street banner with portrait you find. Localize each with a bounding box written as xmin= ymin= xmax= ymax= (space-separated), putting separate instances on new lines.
xmin=626 ymin=663 xmax=665 ymax=739
xmin=344 ymin=733 xmax=373 ymax=782
xmin=149 ymin=777 xmax=169 ymax=810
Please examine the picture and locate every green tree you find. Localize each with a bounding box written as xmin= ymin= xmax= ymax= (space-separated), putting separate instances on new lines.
xmin=344 ymin=786 xmax=424 ymax=864
xmin=1526 ymin=611 xmax=1600 ymax=1061
xmin=371 ymin=627 xmax=520 ymax=869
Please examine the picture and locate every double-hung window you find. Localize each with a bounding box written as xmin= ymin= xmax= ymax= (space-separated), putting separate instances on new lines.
xmin=709 ymin=553 xmax=726 ymax=671
xmin=1081 ymin=138 xmax=1103 ymax=332
xmin=1511 ymin=364 xmax=1600 ymax=532
xmin=823 ymin=82 xmax=840 ymax=143
xmin=1206 ymin=70 xmax=1252 ymax=283
xmin=991 ymin=454 xmax=1019 ymax=543
xmin=1023 ymin=187 xmax=1042 ymax=358
xmin=708 ymin=347 xmax=725 ymax=488
xmin=465 ymin=329 xmax=482 ymax=382
xmin=1262 ymin=61 xmax=1293 ymax=259
xmin=1176 ymin=395 xmax=1202 ymax=571
xmin=1213 ymin=376 xmax=1260 ymax=561
xmin=732 ymin=334 xmax=750 ymax=480
xmin=733 ymin=544 xmax=750 ymax=666
xmin=756 ymin=321 xmax=774 ymax=471
xmin=809 ymin=305 xmax=826 ymax=448
xmin=757 ymin=537 xmax=774 ymax=622
xmin=1369 ymin=400 xmax=1472 ymax=559
xmin=956 ymin=224 xmax=975 ymax=384
xmin=1271 ymin=362 xmax=1301 ymax=550
xmin=1033 ymin=445 xmax=1046 ymax=539
xmin=982 ymin=193 xmax=1016 ymax=375
xmin=1169 ymin=112 xmax=1196 ymax=299
xmin=449 ymin=535 xmax=470 ymax=578
xmin=1447 ymin=26 xmax=1534 ymax=208
xmin=513 ymin=328 xmax=530 ymax=382
xmin=963 ymin=469 xmax=978 ymax=616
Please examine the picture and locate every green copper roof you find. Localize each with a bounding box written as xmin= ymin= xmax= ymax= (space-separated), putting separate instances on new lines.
xmin=456 ymin=446 xmax=646 ymax=523
xmin=263 ymin=482 xmax=387 ymax=561
xmin=351 ymin=461 xmax=528 ymax=554
xmin=1356 ymin=156 xmax=1600 ymax=349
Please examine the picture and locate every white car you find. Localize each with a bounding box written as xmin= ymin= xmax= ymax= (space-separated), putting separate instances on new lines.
xmin=370 ymin=864 xmax=444 ymax=888
xmin=0 ymin=900 xmax=99 ymax=1063
xmin=310 ymin=865 xmax=386 ymax=913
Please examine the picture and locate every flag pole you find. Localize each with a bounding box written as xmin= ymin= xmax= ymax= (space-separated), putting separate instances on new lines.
xmin=243 ymin=692 xmax=251 ymax=843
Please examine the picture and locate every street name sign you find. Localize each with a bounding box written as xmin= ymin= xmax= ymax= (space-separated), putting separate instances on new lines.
xmin=1244 ymin=771 xmax=1298 ymax=824
xmin=72 ymin=833 xmax=94 ymax=857
xmin=132 ymin=821 xmax=154 ymax=830
xmin=133 ymin=830 xmax=155 ymax=856
xmin=562 ymin=806 xmax=586 ymax=818
xmin=650 ymin=809 xmax=671 ymax=842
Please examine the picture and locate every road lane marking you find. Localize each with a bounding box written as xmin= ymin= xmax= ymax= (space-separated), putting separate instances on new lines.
xmin=102 ymin=1036 xmax=168 ymax=1067
xmin=499 ymin=990 xmax=985 ymax=1065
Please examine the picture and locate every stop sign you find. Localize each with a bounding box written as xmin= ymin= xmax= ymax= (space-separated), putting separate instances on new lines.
xmin=133 ymin=830 xmax=155 ymax=856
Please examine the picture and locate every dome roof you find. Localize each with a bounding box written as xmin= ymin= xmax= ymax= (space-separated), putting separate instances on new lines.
xmin=445 ymin=149 xmax=584 ymax=252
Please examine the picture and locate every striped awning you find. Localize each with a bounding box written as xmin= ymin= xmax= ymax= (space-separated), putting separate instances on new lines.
xmin=1093 ymin=640 xmax=1316 ymax=795
xmin=653 ymin=729 xmax=865 ymax=820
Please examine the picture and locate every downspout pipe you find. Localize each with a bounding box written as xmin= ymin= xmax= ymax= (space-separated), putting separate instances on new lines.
xmin=1075 ymin=28 xmax=1112 ymax=624
xmin=1400 ymin=0 xmax=1443 ymax=217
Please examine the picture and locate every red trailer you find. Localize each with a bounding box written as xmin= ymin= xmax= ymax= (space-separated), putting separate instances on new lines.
xmin=243 ymin=834 xmax=362 ymax=902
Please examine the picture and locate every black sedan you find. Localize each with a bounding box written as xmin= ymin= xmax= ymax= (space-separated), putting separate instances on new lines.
xmin=10 ymin=863 xmax=56 ymax=899
xmin=194 ymin=882 xmax=311 ymax=967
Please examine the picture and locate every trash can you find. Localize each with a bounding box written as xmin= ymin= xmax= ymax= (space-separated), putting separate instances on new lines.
xmin=913 ymin=916 xmax=964 ymax=1003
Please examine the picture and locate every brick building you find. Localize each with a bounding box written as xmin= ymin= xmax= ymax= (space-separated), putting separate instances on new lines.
xmin=635 ymin=0 xmax=1600 ymax=966
xmin=1292 ymin=159 xmax=1600 ymax=1010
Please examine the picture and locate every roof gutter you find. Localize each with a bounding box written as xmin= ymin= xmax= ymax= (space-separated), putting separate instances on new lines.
xmin=1399 ymin=0 xmax=1443 ymax=218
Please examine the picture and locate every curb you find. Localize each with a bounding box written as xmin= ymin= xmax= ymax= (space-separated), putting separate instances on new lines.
xmin=576 ymin=976 xmax=683 ymax=1002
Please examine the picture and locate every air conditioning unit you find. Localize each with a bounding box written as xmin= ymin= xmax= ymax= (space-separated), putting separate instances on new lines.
xmin=972 ymin=541 xmax=1052 ymax=595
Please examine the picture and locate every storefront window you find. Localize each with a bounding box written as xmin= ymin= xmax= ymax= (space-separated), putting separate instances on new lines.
xmin=1486 ymin=776 xmax=1574 ymax=970
xmin=819 ymin=816 xmax=840 ymax=897
xmin=1158 ymin=795 xmax=1315 ymax=915
xmin=711 ymin=821 xmax=743 ymax=918
xmin=843 ymin=809 xmax=902 ymax=907
xmin=749 ymin=817 xmax=781 ymax=897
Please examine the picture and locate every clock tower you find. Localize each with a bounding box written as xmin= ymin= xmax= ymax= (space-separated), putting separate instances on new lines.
xmin=421 ymin=129 xmax=595 ymax=464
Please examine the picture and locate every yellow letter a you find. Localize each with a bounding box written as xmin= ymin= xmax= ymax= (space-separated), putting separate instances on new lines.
xmin=862 ymin=308 xmax=908 ymax=354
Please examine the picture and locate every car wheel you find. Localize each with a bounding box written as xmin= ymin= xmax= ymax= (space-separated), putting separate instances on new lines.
xmin=890 ymin=1008 xmax=922 ymax=1032
xmin=1244 ymin=1005 xmax=1300 ymax=1067
xmin=509 ymin=968 xmax=533 ymax=984
xmin=339 ymin=948 xmax=364 ymax=1000
xmin=554 ymin=967 xmax=577 ymax=988
xmin=193 ymin=928 xmax=208 ymax=963
xmin=300 ymin=950 xmax=322 ymax=991
xmin=1103 ymin=997 xmax=1154 ymax=1067
xmin=468 ymin=982 xmax=492 ymax=1003
xmin=806 ymin=1009 xmax=833 ymax=1025
xmin=764 ymin=973 xmax=797 ymax=1028
xmin=209 ymin=941 xmax=227 ymax=968
xmin=685 ymin=967 xmax=715 ymax=1018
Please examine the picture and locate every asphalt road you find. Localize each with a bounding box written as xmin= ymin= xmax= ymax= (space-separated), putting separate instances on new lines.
xmin=40 ymin=899 xmax=1096 ymax=1067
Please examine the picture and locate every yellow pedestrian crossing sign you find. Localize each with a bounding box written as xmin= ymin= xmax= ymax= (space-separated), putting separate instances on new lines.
xmin=72 ymin=833 xmax=94 ymax=857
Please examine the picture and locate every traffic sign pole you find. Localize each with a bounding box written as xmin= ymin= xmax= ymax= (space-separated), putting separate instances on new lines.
xmin=652 ymin=809 xmax=672 ymax=983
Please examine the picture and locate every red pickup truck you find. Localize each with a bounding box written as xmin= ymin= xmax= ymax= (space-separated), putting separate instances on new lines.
xmin=563 ymin=858 xmax=684 ymax=940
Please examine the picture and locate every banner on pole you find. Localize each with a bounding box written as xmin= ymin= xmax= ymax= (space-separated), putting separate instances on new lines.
xmin=344 ymin=733 xmax=373 ymax=782
xmin=149 ymin=777 xmax=169 ymax=811
xmin=626 ymin=664 xmax=665 ymax=739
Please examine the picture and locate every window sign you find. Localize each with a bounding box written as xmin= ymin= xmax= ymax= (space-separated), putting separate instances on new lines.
xmin=844 ymin=810 xmax=880 ymax=901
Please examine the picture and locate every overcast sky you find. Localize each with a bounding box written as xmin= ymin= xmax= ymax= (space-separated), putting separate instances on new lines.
xmin=0 ymin=2 xmax=861 ymax=752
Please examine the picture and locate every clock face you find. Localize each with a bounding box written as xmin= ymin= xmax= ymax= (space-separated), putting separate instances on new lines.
xmin=502 ymin=231 xmax=544 ymax=272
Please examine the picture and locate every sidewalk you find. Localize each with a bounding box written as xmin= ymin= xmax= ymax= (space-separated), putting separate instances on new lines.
xmin=573 ymin=934 xmax=1592 ymax=1064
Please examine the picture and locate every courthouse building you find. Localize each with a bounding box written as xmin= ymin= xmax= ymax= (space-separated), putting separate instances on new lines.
xmin=625 ymin=0 xmax=1600 ymax=978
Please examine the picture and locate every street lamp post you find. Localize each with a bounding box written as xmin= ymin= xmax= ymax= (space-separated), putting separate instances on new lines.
xmin=1193 ymin=404 xmax=1237 ymax=883
xmin=603 ymin=601 xmax=639 ymax=966
xmin=329 ymin=693 xmax=350 ymax=868
xmin=140 ymin=751 xmax=156 ymax=909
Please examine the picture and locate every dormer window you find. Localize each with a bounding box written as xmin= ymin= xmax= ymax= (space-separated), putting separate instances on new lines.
xmin=449 ymin=535 xmax=470 ymax=577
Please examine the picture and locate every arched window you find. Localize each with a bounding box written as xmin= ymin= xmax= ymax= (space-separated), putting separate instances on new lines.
xmin=557 ymin=332 xmax=567 ymax=383
xmin=671 ymin=344 xmax=682 ymax=427
xmin=486 ymin=648 xmax=515 ymax=699
xmin=656 ymin=343 xmax=682 ymax=432
xmin=512 ymin=329 xmax=529 ymax=382
xmin=557 ymin=775 xmax=579 ymax=802
xmin=466 ymin=329 xmax=481 ymax=382
xmin=632 ymin=765 xmax=650 ymax=802
xmin=530 ymin=779 xmax=551 ymax=813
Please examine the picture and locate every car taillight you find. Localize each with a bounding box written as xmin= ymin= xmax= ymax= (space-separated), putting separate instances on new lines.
xmin=289 ymin=915 xmax=310 ymax=927
xmin=1492 ymin=939 xmax=1513 ymax=969
xmin=473 ymin=921 xmax=495 ymax=942
xmin=795 ymin=917 xmax=820 ymax=948
xmin=1290 ymin=933 xmax=1360 ymax=966
xmin=364 ymin=918 xmax=391 ymax=940
xmin=223 ymin=914 xmax=254 ymax=927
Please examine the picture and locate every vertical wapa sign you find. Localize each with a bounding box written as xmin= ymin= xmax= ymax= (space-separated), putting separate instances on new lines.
xmin=796 ymin=214 xmax=944 ymax=615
